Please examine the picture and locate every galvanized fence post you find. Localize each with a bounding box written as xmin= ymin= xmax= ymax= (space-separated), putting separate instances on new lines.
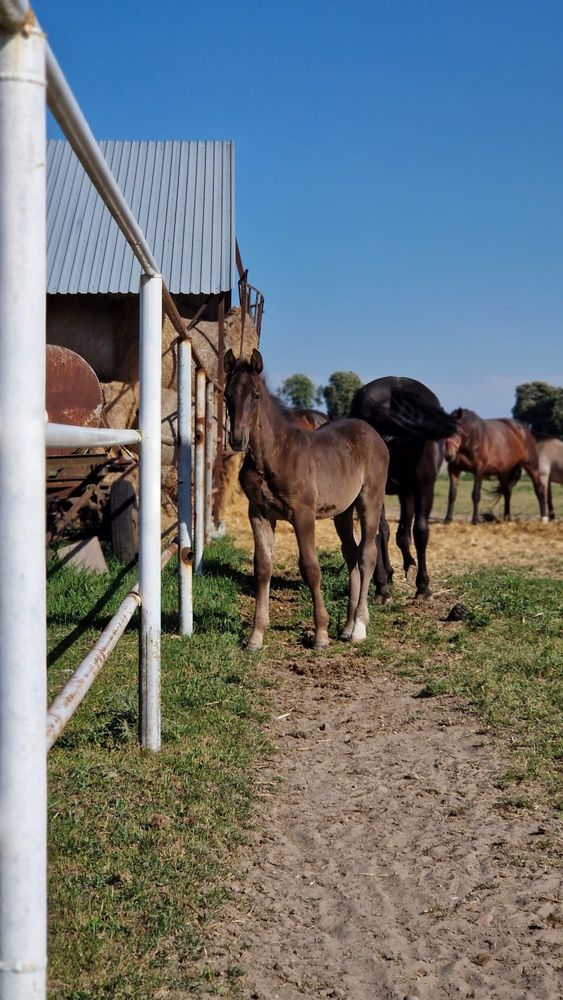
xmin=204 ymin=380 xmax=215 ymax=544
xmin=0 ymin=18 xmax=48 ymax=999
xmin=178 ymin=337 xmax=193 ymax=634
xmin=194 ymin=368 xmax=206 ymax=573
xmin=139 ymin=273 xmax=162 ymax=751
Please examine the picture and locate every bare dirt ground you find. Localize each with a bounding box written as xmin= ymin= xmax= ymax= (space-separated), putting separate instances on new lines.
xmin=202 ymin=486 xmax=563 ymax=1000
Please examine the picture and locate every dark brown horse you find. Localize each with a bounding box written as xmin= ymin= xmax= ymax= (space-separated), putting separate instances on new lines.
xmin=350 ymin=376 xmax=457 ymax=599
xmin=288 ymin=407 xmax=330 ymax=431
xmin=224 ymin=349 xmax=389 ymax=650
xmin=444 ymin=409 xmax=548 ymax=523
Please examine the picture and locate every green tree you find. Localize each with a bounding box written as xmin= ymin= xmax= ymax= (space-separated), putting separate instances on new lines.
xmin=278 ymin=373 xmax=316 ymax=409
xmin=512 ymin=381 xmax=563 ymax=438
xmin=320 ymin=371 xmax=363 ymax=419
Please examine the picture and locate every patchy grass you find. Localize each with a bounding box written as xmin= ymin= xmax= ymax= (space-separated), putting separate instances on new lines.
xmin=47 ymin=538 xmax=268 ymax=998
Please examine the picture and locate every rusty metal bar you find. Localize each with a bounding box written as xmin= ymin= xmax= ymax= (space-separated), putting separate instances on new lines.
xmin=46 ymin=542 xmax=178 ymax=752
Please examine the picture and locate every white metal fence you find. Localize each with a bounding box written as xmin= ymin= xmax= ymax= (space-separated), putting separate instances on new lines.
xmin=0 ymin=3 xmax=219 ymax=996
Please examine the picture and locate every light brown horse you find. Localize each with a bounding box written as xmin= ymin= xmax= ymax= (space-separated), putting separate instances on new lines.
xmin=444 ymin=408 xmax=547 ymax=523
xmin=537 ymin=437 xmax=563 ymax=520
xmin=224 ymin=349 xmax=389 ymax=650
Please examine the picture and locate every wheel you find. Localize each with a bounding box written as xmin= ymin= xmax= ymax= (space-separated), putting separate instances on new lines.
xmin=108 ymin=479 xmax=138 ymax=564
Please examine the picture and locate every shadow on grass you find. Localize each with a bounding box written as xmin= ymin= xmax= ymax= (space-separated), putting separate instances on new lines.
xmin=47 ymin=564 xmax=134 ymax=669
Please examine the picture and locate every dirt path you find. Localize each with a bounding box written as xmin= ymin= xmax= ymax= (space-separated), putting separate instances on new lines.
xmin=204 ymin=659 xmax=561 ymax=1000
xmin=201 ymin=489 xmax=562 ymax=999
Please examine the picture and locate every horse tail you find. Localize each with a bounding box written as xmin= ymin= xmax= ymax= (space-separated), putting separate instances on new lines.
xmin=384 ymin=395 xmax=458 ymax=442
xmin=489 ymin=464 xmax=522 ymax=498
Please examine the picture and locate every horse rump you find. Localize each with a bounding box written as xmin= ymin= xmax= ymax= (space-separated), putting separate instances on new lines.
xmin=351 ymin=382 xmax=457 ymax=443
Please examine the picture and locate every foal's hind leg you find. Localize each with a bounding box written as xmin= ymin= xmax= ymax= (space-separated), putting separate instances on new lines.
xmin=333 ymin=507 xmax=360 ymax=640
xmin=350 ymin=487 xmax=382 ymax=641
xmin=293 ymin=510 xmax=330 ymax=649
xmin=247 ymin=506 xmax=276 ymax=651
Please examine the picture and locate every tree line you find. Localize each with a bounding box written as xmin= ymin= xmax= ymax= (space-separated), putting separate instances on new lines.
xmin=279 ymin=372 xmax=563 ymax=439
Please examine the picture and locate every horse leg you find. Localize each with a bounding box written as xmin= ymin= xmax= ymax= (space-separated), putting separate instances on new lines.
xmin=373 ymin=505 xmax=393 ymax=604
xmin=522 ymin=461 xmax=549 ymax=522
xmin=413 ymin=483 xmax=433 ymax=599
xmin=333 ymin=507 xmax=360 ymax=640
xmin=247 ymin=506 xmax=276 ymax=651
xmin=497 ymin=472 xmax=512 ymax=521
xmin=444 ymin=469 xmax=459 ymax=523
xmin=293 ymin=511 xmax=330 ymax=650
xmin=349 ymin=487 xmax=382 ymax=642
xmin=548 ymin=480 xmax=555 ymax=520
xmin=396 ymin=492 xmax=416 ymax=585
xmin=471 ymin=473 xmax=483 ymax=524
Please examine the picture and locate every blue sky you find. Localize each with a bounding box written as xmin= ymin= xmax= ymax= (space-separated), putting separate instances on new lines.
xmin=36 ymin=0 xmax=563 ymax=415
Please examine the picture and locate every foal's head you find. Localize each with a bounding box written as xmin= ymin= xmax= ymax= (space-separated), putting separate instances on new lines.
xmin=444 ymin=407 xmax=465 ymax=462
xmin=224 ymin=349 xmax=264 ymax=452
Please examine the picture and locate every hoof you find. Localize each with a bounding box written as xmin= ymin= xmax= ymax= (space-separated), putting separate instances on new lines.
xmin=405 ymin=564 xmax=417 ymax=588
xmin=314 ymin=641 xmax=330 ymax=651
xmin=374 ymin=593 xmax=393 ymax=606
xmin=340 ymin=631 xmax=353 ymax=642
xmin=414 ymin=590 xmax=433 ymax=601
xmin=542 ymin=515 xmax=549 ymax=524
xmin=351 ymin=621 xmax=367 ymax=643
xmin=246 ymin=641 xmax=262 ymax=653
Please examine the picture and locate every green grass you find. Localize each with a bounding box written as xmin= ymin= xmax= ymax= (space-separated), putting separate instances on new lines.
xmin=383 ymin=469 xmax=563 ymax=521
xmin=47 ymin=538 xmax=268 ymax=998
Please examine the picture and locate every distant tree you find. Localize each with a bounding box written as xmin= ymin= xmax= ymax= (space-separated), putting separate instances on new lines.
xmin=320 ymin=371 xmax=363 ymax=420
xmin=278 ymin=373 xmax=316 ymax=409
xmin=512 ymin=381 xmax=563 ymax=438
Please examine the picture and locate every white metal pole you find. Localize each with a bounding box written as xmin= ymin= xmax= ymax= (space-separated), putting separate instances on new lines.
xmin=138 ymin=273 xmax=162 ymax=752
xmin=204 ymin=381 xmax=215 ymax=545
xmin=178 ymin=338 xmax=193 ymax=634
xmin=0 ymin=20 xmax=48 ymax=1000
xmin=194 ymin=368 xmax=206 ymax=574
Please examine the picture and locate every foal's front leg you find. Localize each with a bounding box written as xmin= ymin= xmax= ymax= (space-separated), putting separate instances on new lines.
xmin=293 ymin=510 xmax=330 ymax=649
xmin=247 ymin=506 xmax=276 ymax=651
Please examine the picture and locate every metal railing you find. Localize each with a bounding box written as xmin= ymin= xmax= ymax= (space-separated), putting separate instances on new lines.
xmin=0 ymin=3 xmax=218 ymax=995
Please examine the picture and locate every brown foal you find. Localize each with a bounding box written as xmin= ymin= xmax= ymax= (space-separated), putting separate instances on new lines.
xmin=224 ymin=349 xmax=389 ymax=651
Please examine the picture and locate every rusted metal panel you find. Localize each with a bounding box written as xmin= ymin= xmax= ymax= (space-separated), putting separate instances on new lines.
xmin=46 ymin=344 xmax=102 ymax=428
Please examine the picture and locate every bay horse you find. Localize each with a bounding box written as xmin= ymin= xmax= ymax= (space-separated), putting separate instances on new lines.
xmin=350 ymin=376 xmax=457 ymax=599
xmin=288 ymin=408 xmax=329 ymax=430
xmin=536 ymin=438 xmax=563 ymax=520
xmin=224 ymin=349 xmax=389 ymax=650
xmin=444 ymin=409 xmax=548 ymax=523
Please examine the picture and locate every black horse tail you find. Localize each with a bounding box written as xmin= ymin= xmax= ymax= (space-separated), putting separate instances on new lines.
xmin=489 ymin=464 xmax=523 ymax=498
xmin=383 ymin=394 xmax=458 ymax=442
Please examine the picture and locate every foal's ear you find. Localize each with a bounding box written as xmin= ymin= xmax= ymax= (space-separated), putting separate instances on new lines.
xmin=250 ymin=349 xmax=263 ymax=374
xmin=451 ymin=407 xmax=463 ymax=421
xmin=224 ymin=349 xmax=236 ymax=376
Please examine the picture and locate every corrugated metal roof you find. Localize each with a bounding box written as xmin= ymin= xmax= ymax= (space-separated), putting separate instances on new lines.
xmin=47 ymin=140 xmax=235 ymax=295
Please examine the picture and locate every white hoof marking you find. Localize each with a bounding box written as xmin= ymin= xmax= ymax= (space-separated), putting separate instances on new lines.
xmin=351 ymin=621 xmax=367 ymax=643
